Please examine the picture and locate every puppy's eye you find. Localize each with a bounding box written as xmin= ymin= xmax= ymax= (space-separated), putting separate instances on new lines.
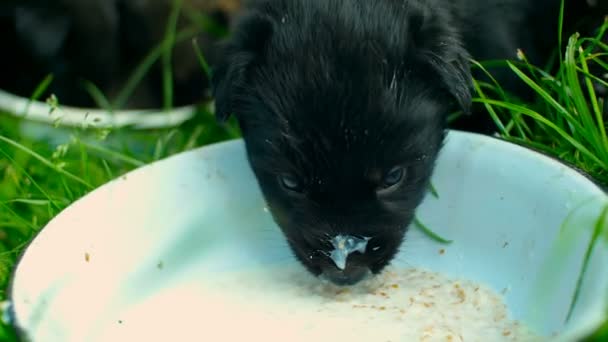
xmin=380 ymin=166 xmax=405 ymax=191
xmin=279 ymin=174 xmax=303 ymax=193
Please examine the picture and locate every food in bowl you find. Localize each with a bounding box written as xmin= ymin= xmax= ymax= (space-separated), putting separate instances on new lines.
xmin=193 ymin=264 xmax=545 ymax=341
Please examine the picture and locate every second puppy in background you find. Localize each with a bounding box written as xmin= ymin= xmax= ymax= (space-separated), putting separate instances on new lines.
xmin=5 ymin=0 xmax=243 ymax=108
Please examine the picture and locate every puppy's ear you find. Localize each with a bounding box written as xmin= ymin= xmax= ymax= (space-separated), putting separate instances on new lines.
xmin=410 ymin=9 xmax=473 ymax=115
xmin=211 ymin=12 xmax=274 ymax=123
xmin=426 ymin=44 xmax=473 ymax=115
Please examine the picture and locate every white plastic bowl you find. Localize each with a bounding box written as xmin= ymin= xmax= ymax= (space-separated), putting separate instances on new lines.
xmin=7 ymin=130 xmax=608 ymax=341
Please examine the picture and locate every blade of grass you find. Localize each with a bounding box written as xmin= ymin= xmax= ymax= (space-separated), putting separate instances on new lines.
xmin=101 ymin=159 xmax=114 ymax=180
xmin=579 ymin=46 xmax=608 ymax=154
xmin=79 ymin=140 xmax=91 ymax=185
xmin=566 ymin=203 xmax=608 ymax=322
xmin=470 ymin=59 xmax=511 ymax=101
xmin=507 ymin=61 xmax=594 ymax=145
xmin=446 ymin=111 xmax=462 ymax=124
xmin=591 ymin=55 xmax=608 ymax=72
xmin=557 ymin=0 xmax=565 ymax=61
xmin=428 ymin=182 xmax=439 ymax=199
xmin=471 ymin=59 xmax=535 ymax=137
xmin=0 ymin=135 xmax=93 ymax=189
xmin=153 ymin=129 xmax=179 ymax=161
xmin=0 ymin=203 xmax=36 ymax=234
xmin=515 ymin=49 xmax=546 ymax=84
xmin=575 ymin=67 xmax=608 ymax=89
xmin=192 ymin=38 xmax=212 ymax=80
xmin=60 ymin=176 xmax=75 ymax=201
xmin=0 ymin=240 xmax=34 ymax=259
xmin=1 ymin=199 xmax=54 ymax=206
xmin=161 ymin=0 xmax=182 ymax=111
xmin=82 ymin=80 xmax=114 ymax=114
xmin=112 ymin=27 xmax=201 ymax=110
xmin=184 ymin=125 xmax=204 ymax=150
xmin=587 ymin=52 xmax=608 ymax=61
xmin=0 ymin=148 xmax=61 ymax=210
xmin=564 ymin=35 xmax=604 ymax=153
xmin=22 ymin=74 xmax=53 ymax=117
xmin=472 ymin=79 xmax=509 ymax=136
xmin=579 ymin=18 xmax=608 ymax=55
xmin=0 ymin=223 xmax=32 ymax=233
xmin=472 ymin=98 xmax=607 ymax=169
xmin=413 ymin=218 xmax=453 ymax=244
xmin=77 ymin=141 xmax=145 ymax=168
xmin=181 ymin=7 xmax=229 ymax=38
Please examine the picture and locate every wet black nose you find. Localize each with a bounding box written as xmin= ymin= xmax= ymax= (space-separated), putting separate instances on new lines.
xmin=321 ymin=264 xmax=370 ymax=286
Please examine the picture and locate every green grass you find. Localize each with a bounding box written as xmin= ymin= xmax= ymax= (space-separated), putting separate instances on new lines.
xmin=0 ymin=3 xmax=239 ymax=339
xmin=472 ymin=17 xmax=608 ymax=185
xmin=0 ymin=1 xmax=607 ymax=341
xmin=0 ymin=104 xmax=239 ymax=341
xmin=469 ymin=5 xmax=608 ymax=339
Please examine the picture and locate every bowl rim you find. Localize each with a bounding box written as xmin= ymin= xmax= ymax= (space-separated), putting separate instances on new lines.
xmin=470 ymin=132 xmax=608 ymax=193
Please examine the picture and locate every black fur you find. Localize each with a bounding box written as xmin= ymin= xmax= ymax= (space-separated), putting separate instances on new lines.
xmin=211 ymin=0 xmax=606 ymax=285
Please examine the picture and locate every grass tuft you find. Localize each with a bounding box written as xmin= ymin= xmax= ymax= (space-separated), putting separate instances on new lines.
xmin=473 ymin=19 xmax=608 ymax=185
xmin=467 ymin=3 xmax=608 ymax=340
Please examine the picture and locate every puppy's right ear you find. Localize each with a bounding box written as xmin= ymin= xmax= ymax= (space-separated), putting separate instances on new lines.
xmin=211 ymin=12 xmax=274 ymax=123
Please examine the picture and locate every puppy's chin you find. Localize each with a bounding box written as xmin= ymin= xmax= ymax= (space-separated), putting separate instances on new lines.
xmin=292 ymin=246 xmax=373 ymax=286
xmin=319 ymin=264 xmax=372 ymax=287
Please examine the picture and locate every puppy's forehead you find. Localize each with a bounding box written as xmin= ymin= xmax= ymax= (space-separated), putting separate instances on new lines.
xmin=262 ymin=70 xmax=446 ymax=152
xmin=252 ymin=69 xmax=445 ymax=172
xmin=246 ymin=15 xmax=447 ymax=175
xmin=253 ymin=34 xmax=445 ymax=125
xmin=272 ymin=103 xmax=443 ymax=180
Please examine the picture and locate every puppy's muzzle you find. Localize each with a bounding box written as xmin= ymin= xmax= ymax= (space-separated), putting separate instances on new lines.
xmin=321 ymin=235 xmax=371 ymax=286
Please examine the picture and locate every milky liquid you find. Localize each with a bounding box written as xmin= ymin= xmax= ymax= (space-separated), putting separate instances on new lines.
xmin=192 ymin=264 xmax=546 ymax=342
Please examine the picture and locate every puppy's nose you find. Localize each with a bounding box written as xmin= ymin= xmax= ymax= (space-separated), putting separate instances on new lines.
xmin=328 ymin=234 xmax=370 ymax=270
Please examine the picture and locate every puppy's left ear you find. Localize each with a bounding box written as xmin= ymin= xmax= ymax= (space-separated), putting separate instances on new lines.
xmin=211 ymin=12 xmax=274 ymax=123
xmin=425 ymin=43 xmax=473 ymax=115
xmin=410 ymin=7 xmax=474 ymax=115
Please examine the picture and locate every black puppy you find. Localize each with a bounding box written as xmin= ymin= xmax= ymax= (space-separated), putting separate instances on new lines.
xmin=210 ymin=0 xmax=601 ymax=285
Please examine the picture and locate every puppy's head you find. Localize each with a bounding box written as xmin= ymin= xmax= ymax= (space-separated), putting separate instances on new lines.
xmin=211 ymin=0 xmax=472 ymax=285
